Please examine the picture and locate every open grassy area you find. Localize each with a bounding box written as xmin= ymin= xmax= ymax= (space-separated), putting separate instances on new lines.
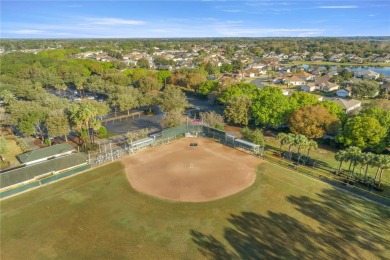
xmin=0 ymin=130 xmax=22 ymax=169
xmin=264 ymin=135 xmax=390 ymax=195
xmin=1 ymin=160 xmax=389 ymax=259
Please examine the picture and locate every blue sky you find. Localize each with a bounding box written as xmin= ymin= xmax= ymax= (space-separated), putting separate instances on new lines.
xmin=1 ymin=1 xmax=389 ymax=38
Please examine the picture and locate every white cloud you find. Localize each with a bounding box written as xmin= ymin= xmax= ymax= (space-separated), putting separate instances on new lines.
xmin=369 ymin=14 xmax=376 ymax=17
xmin=86 ymin=18 xmax=145 ymax=25
xmin=318 ymin=6 xmax=358 ymax=9
xmin=4 ymin=29 xmax=45 ymax=34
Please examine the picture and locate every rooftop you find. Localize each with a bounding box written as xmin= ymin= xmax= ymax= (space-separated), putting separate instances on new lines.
xmin=1 ymin=153 xmax=88 ymax=189
xmin=17 ymin=143 xmax=74 ymax=164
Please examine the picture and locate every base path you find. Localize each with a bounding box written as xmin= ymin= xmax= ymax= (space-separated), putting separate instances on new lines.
xmin=122 ymin=138 xmax=261 ymax=202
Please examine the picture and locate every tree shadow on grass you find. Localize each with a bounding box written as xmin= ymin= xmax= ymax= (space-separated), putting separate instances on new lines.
xmin=190 ymin=189 xmax=390 ymax=259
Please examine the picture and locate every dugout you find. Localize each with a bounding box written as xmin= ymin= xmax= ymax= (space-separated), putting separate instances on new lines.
xmin=128 ymin=137 xmax=154 ymax=151
xmin=202 ymin=126 xmax=226 ymax=142
xmin=234 ymin=139 xmax=261 ymax=154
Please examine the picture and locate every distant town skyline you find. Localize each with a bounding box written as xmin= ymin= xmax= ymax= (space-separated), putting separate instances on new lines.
xmin=1 ymin=0 xmax=389 ymax=38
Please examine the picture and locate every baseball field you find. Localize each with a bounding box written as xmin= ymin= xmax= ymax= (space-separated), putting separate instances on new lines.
xmin=1 ymin=138 xmax=389 ymax=259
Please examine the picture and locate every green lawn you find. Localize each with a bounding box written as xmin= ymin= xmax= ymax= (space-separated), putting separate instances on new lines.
xmin=265 ymin=135 xmax=390 ymax=195
xmin=1 ymin=161 xmax=389 ymax=259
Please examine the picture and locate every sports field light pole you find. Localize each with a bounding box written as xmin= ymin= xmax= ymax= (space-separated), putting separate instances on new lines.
xmin=110 ymin=142 xmax=114 ymax=161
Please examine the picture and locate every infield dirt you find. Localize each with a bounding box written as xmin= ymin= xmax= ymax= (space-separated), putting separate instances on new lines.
xmin=122 ymin=137 xmax=261 ymax=202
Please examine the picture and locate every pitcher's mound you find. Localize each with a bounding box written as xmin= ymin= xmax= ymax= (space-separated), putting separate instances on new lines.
xmin=122 ymin=138 xmax=261 ymax=202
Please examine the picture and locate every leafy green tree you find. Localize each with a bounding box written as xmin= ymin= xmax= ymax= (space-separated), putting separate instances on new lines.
xmin=200 ymin=111 xmax=224 ymax=130
xmin=158 ymin=86 xmax=188 ymax=113
xmin=289 ymin=92 xmax=319 ymax=109
xmin=157 ymin=70 xmax=172 ymax=88
xmin=204 ymin=62 xmax=220 ymax=75
xmin=136 ymin=76 xmax=162 ymax=92
xmin=0 ymin=90 xmax=16 ymax=105
xmin=197 ymin=81 xmax=219 ymax=96
xmin=119 ymin=87 xmax=141 ymax=115
xmin=137 ymin=58 xmax=150 ymax=69
xmin=186 ymin=72 xmax=207 ymax=90
xmin=220 ymin=63 xmax=233 ymax=73
xmin=352 ymin=81 xmax=380 ymax=98
xmin=231 ymin=59 xmax=244 ymax=73
xmin=287 ymin=105 xmax=341 ymax=139
xmin=240 ymin=127 xmax=265 ymax=147
xmin=251 ymin=87 xmax=292 ymax=127
xmin=251 ymin=129 xmax=265 ymax=146
xmin=160 ymin=111 xmax=183 ymax=128
xmin=45 ymin=111 xmax=71 ymax=142
xmin=336 ymin=116 xmax=387 ymax=151
xmin=224 ymin=95 xmax=252 ymax=126
xmin=319 ymin=100 xmax=347 ymax=122
xmin=218 ymin=83 xmax=258 ymax=103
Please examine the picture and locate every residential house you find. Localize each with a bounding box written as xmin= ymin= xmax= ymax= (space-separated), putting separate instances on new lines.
xmin=286 ymin=75 xmax=305 ymax=86
xmin=332 ymin=98 xmax=362 ymax=113
xmin=319 ymin=82 xmax=339 ymax=92
xmin=336 ymin=87 xmax=352 ymax=98
xmin=289 ymin=55 xmax=302 ymax=61
xmin=301 ymin=83 xmax=317 ymax=92
xmin=315 ymin=75 xmax=339 ymax=92
xmin=295 ymin=71 xmax=315 ymax=81
xmin=355 ymin=69 xmax=380 ymax=80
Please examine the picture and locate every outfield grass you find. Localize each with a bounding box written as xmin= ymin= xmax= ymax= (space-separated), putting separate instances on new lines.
xmin=1 ymin=161 xmax=389 ymax=259
xmin=264 ymin=135 xmax=390 ymax=194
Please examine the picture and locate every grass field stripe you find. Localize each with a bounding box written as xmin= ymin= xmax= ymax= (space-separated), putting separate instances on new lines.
xmin=0 ymin=168 xmax=124 ymax=216
xmin=258 ymin=170 xmax=318 ymax=197
xmin=264 ymin=154 xmax=390 ymax=203
xmin=263 ymin=158 xmax=390 ymax=207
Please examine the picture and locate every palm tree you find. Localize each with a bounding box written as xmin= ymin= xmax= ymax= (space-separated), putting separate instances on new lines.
xmin=378 ymin=156 xmax=390 ymax=187
xmin=276 ymin=133 xmax=287 ymax=154
xmin=295 ymin=135 xmax=309 ymax=165
xmin=306 ymin=140 xmax=318 ymax=157
xmin=286 ymin=133 xmax=297 ymax=160
xmin=335 ymin=150 xmax=347 ymax=175
xmin=359 ymin=152 xmax=375 ymax=181
xmin=344 ymin=146 xmax=361 ymax=175
xmin=373 ymin=155 xmax=390 ymax=187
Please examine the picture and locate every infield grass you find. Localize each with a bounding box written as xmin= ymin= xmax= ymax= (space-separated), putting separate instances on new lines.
xmin=1 ymin=161 xmax=389 ymax=259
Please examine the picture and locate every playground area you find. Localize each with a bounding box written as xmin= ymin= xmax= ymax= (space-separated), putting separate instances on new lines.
xmin=123 ymin=137 xmax=261 ymax=202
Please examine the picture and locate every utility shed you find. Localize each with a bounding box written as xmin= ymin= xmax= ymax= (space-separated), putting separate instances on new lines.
xmin=0 ymin=153 xmax=88 ymax=189
xmin=17 ymin=143 xmax=75 ymax=165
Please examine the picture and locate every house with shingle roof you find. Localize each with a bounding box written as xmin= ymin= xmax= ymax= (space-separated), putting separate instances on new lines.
xmin=332 ymin=98 xmax=361 ymax=113
xmin=355 ymin=69 xmax=380 ymax=80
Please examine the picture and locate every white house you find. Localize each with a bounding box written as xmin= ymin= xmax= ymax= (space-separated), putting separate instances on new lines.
xmin=287 ymin=75 xmax=305 ymax=86
xmin=356 ymin=69 xmax=380 ymax=80
xmin=332 ymin=98 xmax=361 ymax=113
xmin=336 ymin=87 xmax=352 ymax=98
xmin=301 ymin=83 xmax=317 ymax=92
